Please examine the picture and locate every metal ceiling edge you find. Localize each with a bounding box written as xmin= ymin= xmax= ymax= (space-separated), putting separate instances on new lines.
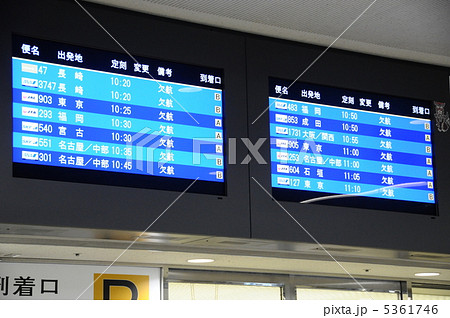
xmin=2 ymin=223 xmax=450 ymax=270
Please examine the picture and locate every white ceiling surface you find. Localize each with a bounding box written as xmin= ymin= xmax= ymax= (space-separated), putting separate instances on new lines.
xmin=1 ymin=222 xmax=450 ymax=284
xmin=2 ymin=242 xmax=450 ymax=284
xmin=85 ymin=0 xmax=450 ymax=67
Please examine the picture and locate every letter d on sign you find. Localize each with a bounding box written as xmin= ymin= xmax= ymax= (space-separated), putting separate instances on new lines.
xmin=103 ymin=280 xmax=138 ymax=300
xmin=93 ymin=274 xmax=149 ymax=300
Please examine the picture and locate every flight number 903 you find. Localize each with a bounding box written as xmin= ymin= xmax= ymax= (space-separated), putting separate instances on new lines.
xmin=38 ymin=94 xmax=52 ymax=104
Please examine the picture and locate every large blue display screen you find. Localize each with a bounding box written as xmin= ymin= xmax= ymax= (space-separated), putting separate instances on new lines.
xmin=12 ymin=35 xmax=225 ymax=194
xmin=269 ymin=77 xmax=437 ymax=215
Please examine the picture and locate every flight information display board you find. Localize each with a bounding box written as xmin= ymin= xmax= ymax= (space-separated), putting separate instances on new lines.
xmin=12 ymin=35 xmax=225 ymax=194
xmin=269 ymin=77 xmax=437 ymax=215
